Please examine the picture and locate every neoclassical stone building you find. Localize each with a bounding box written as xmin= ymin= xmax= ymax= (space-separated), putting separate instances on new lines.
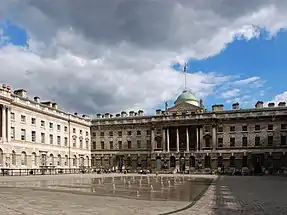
xmin=0 ymin=84 xmax=91 ymax=169
xmin=91 ymin=90 xmax=287 ymax=172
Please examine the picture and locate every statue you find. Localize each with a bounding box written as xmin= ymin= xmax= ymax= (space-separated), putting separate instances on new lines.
xmin=165 ymin=101 xmax=168 ymax=111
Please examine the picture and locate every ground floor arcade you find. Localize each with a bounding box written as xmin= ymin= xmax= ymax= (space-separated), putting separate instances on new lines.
xmin=92 ymin=150 xmax=287 ymax=172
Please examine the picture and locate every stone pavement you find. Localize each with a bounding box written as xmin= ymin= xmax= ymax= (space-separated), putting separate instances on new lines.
xmin=0 ymin=174 xmax=287 ymax=214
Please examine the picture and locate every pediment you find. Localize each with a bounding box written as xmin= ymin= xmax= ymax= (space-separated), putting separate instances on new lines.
xmin=167 ymin=102 xmax=202 ymax=112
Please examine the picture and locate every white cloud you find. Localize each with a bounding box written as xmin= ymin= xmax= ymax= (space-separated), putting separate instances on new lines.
xmin=221 ymin=89 xmax=240 ymax=99
xmin=0 ymin=0 xmax=286 ymax=114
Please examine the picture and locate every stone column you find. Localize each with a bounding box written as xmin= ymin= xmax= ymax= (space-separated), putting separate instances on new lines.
xmin=166 ymin=128 xmax=170 ymax=152
xmin=199 ymin=126 xmax=203 ymax=150
xmin=186 ymin=127 xmax=190 ymax=152
xmin=7 ymin=107 xmax=11 ymax=142
xmin=151 ymin=129 xmax=155 ymax=151
xmin=196 ymin=127 xmax=199 ymax=151
xmin=1 ymin=106 xmax=6 ymax=142
xmin=176 ymin=128 xmax=179 ymax=152
xmin=212 ymin=125 xmax=217 ymax=150
xmin=162 ymin=129 xmax=166 ymax=151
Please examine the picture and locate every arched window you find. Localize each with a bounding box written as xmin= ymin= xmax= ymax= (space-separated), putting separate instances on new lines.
xmin=86 ymin=156 xmax=89 ymax=166
xmin=73 ymin=155 xmax=77 ymax=166
xmin=11 ymin=151 xmax=16 ymax=165
xmin=31 ymin=152 xmax=37 ymax=166
xmin=50 ymin=154 xmax=54 ymax=166
xmin=57 ymin=155 xmax=61 ymax=166
xmin=21 ymin=151 xmax=27 ymax=166
xmin=65 ymin=155 xmax=68 ymax=166
xmin=80 ymin=157 xmax=84 ymax=166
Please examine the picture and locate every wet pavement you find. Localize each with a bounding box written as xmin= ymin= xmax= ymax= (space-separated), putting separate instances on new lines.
xmin=0 ymin=173 xmax=215 ymax=214
xmin=2 ymin=174 xmax=287 ymax=215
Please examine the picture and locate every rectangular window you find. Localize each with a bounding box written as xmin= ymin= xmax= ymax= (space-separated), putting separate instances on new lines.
xmin=218 ymin=138 xmax=223 ymax=147
xmin=79 ymin=139 xmax=83 ymax=148
xmin=230 ymin=126 xmax=235 ymax=132
xmin=86 ymin=131 xmax=89 ymax=136
xmin=92 ymin=141 xmax=96 ymax=149
xmin=11 ymin=112 xmax=15 ymax=120
xmin=281 ymin=124 xmax=287 ymax=130
xmin=41 ymin=120 xmax=45 ymax=127
xmin=80 ymin=130 xmax=82 ymax=135
xmin=21 ymin=129 xmax=26 ymax=141
xmin=118 ymin=141 xmax=122 ymax=150
xmin=64 ymin=137 xmax=68 ymax=146
xmin=49 ymin=122 xmax=53 ymax=129
xmin=146 ymin=130 xmax=151 ymax=135
xmin=267 ymin=125 xmax=273 ymax=130
xmin=73 ymin=138 xmax=76 ymax=147
xmin=109 ymin=131 xmax=113 ymax=137
xmin=57 ymin=136 xmax=61 ymax=145
xmin=41 ymin=133 xmax=45 ymax=143
xmin=137 ymin=130 xmax=141 ymax=136
xmin=242 ymin=137 xmax=247 ymax=147
xmin=92 ymin=132 xmax=96 ymax=137
xmin=127 ymin=131 xmax=132 ymax=136
xmin=31 ymin=131 xmax=36 ymax=142
xmin=281 ymin=135 xmax=286 ymax=145
xmin=73 ymin=128 xmax=76 ymax=133
xmin=230 ymin=137 xmax=235 ymax=147
xmin=57 ymin=124 xmax=61 ymax=131
xmin=11 ymin=127 xmax=15 ymax=140
xmin=242 ymin=125 xmax=247 ymax=132
xmin=118 ymin=131 xmax=122 ymax=137
xmin=31 ymin=117 xmax=36 ymax=125
xmin=255 ymin=125 xmax=260 ymax=131
xmin=268 ymin=136 xmax=273 ymax=146
xmin=109 ymin=141 xmax=113 ymax=150
xmin=64 ymin=126 xmax=68 ymax=132
xmin=100 ymin=132 xmax=104 ymax=137
xmin=128 ymin=141 xmax=132 ymax=149
xmin=49 ymin=134 xmax=53 ymax=144
xmin=255 ymin=136 xmax=260 ymax=146
xmin=101 ymin=141 xmax=105 ymax=150
xmin=21 ymin=115 xmax=26 ymax=123
xmin=217 ymin=126 xmax=223 ymax=132
xmin=137 ymin=140 xmax=141 ymax=148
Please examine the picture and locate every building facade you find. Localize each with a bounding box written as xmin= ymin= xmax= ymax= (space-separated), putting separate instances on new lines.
xmin=91 ymin=90 xmax=287 ymax=172
xmin=0 ymin=84 xmax=91 ymax=169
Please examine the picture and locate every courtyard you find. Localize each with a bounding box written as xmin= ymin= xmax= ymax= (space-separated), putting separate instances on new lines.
xmin=0 ymin=174 xmax=286 ymax=214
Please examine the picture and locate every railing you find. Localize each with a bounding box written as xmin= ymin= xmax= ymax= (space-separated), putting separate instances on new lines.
xmin=0 ymin=167 xmax=91 ymax=176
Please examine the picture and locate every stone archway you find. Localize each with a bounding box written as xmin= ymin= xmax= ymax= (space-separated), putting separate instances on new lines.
xmin=204 ymin=155 xmax=211 ymax=168
xmin=180 ymin=156 xmax=185 ymax=172
xmin=170 ymin=156 xmax=176 ymax=168
xmin=156 ymin=156 xmax=162 ymax=170
xmin=189 ymin=156 xmax=195 ymax=168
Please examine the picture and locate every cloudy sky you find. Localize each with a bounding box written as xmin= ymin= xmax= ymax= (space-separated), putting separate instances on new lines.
xmin=1 ymin=0 xmax=287 ymax=116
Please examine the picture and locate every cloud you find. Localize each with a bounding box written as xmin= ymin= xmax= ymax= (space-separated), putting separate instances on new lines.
xmin=232 ymin=76 xmax=264 ymax=86
xmin=0 ymin=0 xmax=287 ymax=114
xmin=270 ymin=91 xmax=287 ymax=104
xmin=221 ymin=89 xmax=240 ymax=99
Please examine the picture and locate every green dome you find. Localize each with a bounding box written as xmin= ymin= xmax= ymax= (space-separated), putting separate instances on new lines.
xmin=174 ymin=90 xmax=199 ymax=106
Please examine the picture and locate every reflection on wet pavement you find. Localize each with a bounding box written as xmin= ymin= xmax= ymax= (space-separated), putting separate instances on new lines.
xmin=0 ymin=175 xmax=212 ymax=202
